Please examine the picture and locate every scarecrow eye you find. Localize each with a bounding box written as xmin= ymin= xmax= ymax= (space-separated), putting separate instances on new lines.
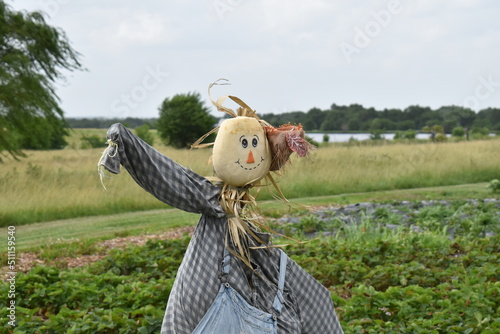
xmin=252 ymin=138 xmax=258 ymax=147
xmin=241 ymin=138 xmax=248 ymax=148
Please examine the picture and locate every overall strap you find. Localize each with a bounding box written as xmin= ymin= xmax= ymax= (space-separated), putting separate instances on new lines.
xmin=219 ymin=247 xmax=231 ymax=283
xmin=272 ymin=249 xmax=288 ymax=315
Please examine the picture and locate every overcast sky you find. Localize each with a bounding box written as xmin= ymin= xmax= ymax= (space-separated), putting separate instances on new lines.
xmin=8 ymin=0 xmax=500 ymax=118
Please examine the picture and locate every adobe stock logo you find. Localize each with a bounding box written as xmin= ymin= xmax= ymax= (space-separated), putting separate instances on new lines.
xmin=38 ymin=0 xmax=72 ymax=17
xmin=110 ymin=65 xmax=169 ymax=117
xmin=339 ymin=0 xmax=403 ymax=63
xmin=463 ymin=75 xmax=500 ymax=111
xmin=213 ymin=0 xmax=244 ymax=21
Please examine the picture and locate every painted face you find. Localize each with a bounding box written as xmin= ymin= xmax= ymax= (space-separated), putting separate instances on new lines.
xmin=213 ymin=116 xmax=271 ymax=187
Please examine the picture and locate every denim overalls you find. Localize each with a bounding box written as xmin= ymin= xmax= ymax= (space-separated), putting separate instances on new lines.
xmin=192 ymin=248 xmax=288 ymax=334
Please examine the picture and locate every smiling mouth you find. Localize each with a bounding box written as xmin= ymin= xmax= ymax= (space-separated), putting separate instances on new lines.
xmin=235 ymin=157 xmax=265 ymax=171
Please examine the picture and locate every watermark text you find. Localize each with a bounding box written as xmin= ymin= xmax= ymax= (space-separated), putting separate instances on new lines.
xmin=339 ymin=0 xmax=403 ymax=63
xmin=6 ymin=226 xmax=17 ymax=327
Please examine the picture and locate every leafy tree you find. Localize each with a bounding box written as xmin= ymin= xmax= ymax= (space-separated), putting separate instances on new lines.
xmin=403 ymin=129 xmax=416 ymax=139
xmin=471 ymin=126 xmax=490 ymax=139
xmin=370 ymin=129 xmax=385 ymax=140
xmin=135 ymin=124 xmax=155 ymax=146
xmin=0 ymin=3 xmax=83 ymax=160
xmin=80 ymin=134 xmax=106 ymax=149
xmin=157 ymin=92 xmax=216 ymax=148
xmin=475 ymin=108 xmax=500 ymax=130
xmin=452 ymin=126 xmax=465 ymax=138
xmin=306 ymin=107 xmax=325 ymax=130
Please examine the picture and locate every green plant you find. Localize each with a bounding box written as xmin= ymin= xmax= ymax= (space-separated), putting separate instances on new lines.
xmin=135 ymin=124 xmax=155 ymax=146
xmin=487 ymin=179 xmax=500 ymax=193
xmin=370 ymin=130 xmax=384 ymax=140
xmin=305 ymin=135 xmax=320 ymax=147
xmin=2 ymin=201 xmax=500 ymax=333
xmin=298 ymin=215 xmax=326 ymax=233
xmin=434 ymin=132 xmax=448 ymax=142
xmin=157 ymin=92 xmax=216 ymax=148
xmin=80 ymin=134 xmax=106 ymax=149
xmin=452 ymin=126 xmax=466 ymax=137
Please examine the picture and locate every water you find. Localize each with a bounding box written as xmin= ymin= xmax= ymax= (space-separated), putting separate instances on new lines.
xmin=307 ymin=132 xmax=432 ymax=143
xmin=307 ymin=132 xmax=496 ymax=143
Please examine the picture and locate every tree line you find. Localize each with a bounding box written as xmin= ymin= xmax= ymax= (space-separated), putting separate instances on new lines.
xmin=260 ymin=105 xmax=500 ymax=133
xmin=68 ymin=104 xmax=500 ymax=134
xmin=67 ymin=117 xmax=157 ymax=129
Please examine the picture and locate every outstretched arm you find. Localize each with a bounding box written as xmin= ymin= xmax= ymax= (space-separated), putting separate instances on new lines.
xmin=98 ymin=123 xmax=225 ymax=218
xmin=287 ymin=259 xmax=344 ymax=333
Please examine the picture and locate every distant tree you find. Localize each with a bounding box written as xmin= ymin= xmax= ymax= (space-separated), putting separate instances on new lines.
xmin=306 ymin=107 xmax=325 ymax=130
xmin=471 ymin=126 xmax=490 ymax=139
xmin=452 ymin=126 xmax=465 ymax=138
xmin=422 ymin=124 xmax=445 ymax=142
xmin=302 ymin=119 xmax=316 ymax=131
xmin=370 ymin=118 xmax=396 ymax=131
xmin=369 ymin=129 xmax=384 ymax=140
xmin=347 ymin=117 xmax=360 ymax=131
xmin=474 ymin=108 xmax=500 ymax=130
xmin=404 ymin=105 xmax=433 ymax=129
xmin=320 ymin=110 xmax=341 ymax=131
xmin=157 ymin=92 xmax=216 ymax=148
xmin=135 ymin=124 xmax=155 ymax=146
xmin=393 ymin=131 xmax=404 ymax=140
xmin=0 ymin=3 xmax=83 ymax=160
xmin=397 ymin=120 xmax=416 ymax=131
xmin=404 ymin=129 xmax=416 ymax=139
xmin=80 ymin=134 xmax=106 ymax=149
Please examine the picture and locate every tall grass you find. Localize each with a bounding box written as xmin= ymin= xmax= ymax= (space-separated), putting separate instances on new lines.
xmin=1 ymin=130 xmax=499 ymax=226
xmin=274 ymin=139 xmax=500 ymax=198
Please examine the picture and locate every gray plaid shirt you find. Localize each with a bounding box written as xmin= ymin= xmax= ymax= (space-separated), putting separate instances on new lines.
xmin=100 ymin=124 xmax=344 ymax=334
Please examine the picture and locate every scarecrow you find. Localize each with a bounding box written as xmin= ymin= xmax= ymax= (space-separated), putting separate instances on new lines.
xmin=98 ymin=80 xmax=344 ymax=333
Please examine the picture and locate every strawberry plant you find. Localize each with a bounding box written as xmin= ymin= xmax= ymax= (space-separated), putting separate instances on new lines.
xmin=1 ymin=202 xmax=499 ymax=333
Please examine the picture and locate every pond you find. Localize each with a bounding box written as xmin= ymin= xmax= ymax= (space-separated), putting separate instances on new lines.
xmin=307 ymin=132 xmax=496 ymax=143
xmin=306 ymin=132 xmax=432 ymax=143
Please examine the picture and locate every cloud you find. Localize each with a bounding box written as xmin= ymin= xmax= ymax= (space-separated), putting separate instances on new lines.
xmin=6 ymin=0 xmax=500 ymax=117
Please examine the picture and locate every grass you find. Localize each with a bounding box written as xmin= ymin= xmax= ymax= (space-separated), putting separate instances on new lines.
xmin=9 ymin=209 xmax=198 ymax=253
xmin=1 ymin=129 xmax=499 ymax=226
xmin=0 ymin=182 xmax=493 ymax=259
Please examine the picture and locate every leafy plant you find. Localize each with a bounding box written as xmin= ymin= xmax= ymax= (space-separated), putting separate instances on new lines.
xmin=452 ymin=126 xmax=466 ymax=137
xmin=2 ymin=202 xmax=500 ymax=333
xmin=487 ymin=179 xmax=500 ymax=193
xmin=135 ymin=125 xmax=155 ymax=146
xmin=80 ymin=134 xmax=107 ymax=149
xmin=370 ymin=130 xmax=385 ymax=140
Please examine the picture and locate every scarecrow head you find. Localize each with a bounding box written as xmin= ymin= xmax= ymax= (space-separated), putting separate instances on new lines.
xmin=212 ymin=116 xmax=272 ymax=187
xmin=203 ymin=80 xmax=314 ymax=189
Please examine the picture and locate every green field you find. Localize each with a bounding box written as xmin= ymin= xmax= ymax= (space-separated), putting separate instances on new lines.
xmin=1 ymin=130 xmax=499 ymax=333
xmin=1 ymin=130 xmax=499 ymax=226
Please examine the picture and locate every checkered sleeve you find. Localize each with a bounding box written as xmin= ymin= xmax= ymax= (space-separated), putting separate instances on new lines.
xmin=99 ymin=123 xmax=225 ymax=218
xmin=287 ymin=258 xmax=344 ymax=333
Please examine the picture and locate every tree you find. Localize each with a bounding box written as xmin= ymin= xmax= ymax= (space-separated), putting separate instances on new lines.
xmin=135 ymin=124 xmax=155 ymax=146
xmin=0 ymin=3 xmax=82 ymax=160
xmin=452 ymin=126 xmax=465 ymax=138
xmin=157 ymin=92 xmax=216 ymax=148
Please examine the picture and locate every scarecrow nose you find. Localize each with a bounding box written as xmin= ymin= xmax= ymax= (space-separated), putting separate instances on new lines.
xmin=246 ymin=150 xmax=255 ymax=164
